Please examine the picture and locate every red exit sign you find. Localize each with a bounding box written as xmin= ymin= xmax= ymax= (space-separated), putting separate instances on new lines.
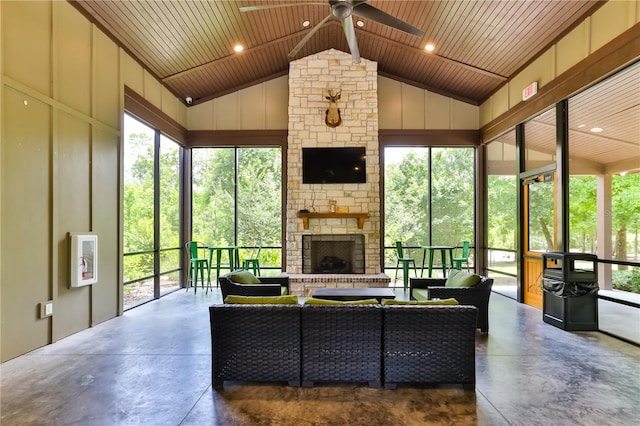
xmin=522 ymin=82 xmax=538 ymax=101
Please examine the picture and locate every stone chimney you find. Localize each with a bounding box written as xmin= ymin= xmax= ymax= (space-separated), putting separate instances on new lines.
xmin=286 ymin=49 xmax=381 ymax=274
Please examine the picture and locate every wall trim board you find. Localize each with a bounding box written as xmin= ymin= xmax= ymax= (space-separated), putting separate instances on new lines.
xmin=2 ymin=77 xmax=119 ymax=137
xmin=482 ymin=23 xmax=640 ymax=142
xmin=187 ymin=129 xmax=288 ymax=148
xmin=378 ymin=129 xmax=481 ymax=146
xmin=125 ymin=86 xmax=187 ymax=144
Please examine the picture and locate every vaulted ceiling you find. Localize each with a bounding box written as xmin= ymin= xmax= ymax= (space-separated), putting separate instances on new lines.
xmin=72 ymin=0 xmax=602 ymax=106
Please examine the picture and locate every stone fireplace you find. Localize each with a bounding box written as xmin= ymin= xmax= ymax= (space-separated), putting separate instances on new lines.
xmin=284 ymin=49 xmax=389 ymax=295
xmin=286 ymin=49 xmax=381 ymax=273
xmin=302 ymin=234 xmax=365 ymax=274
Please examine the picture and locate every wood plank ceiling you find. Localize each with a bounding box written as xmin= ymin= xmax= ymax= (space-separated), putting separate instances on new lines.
xmin=71 ymin=0 xmax=602 ymax=105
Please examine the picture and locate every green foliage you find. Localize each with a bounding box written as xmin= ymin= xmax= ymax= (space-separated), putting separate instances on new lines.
xmin=123 ymin=128 xmax=182 ymax=282
xmin=191 ymin=147 xmax=283 ymax=270
xmin=384 ymin=147 xmax=475 ymax=266
xmin=569 ymin=176 xmax=597 ymax=252
xmin=528 ymin=179 xmax=555 ymax=252
xmin=612 ymin=267 xmax=640 ymax=294
xmin=487 ymin=175 xmax=517 ymax=250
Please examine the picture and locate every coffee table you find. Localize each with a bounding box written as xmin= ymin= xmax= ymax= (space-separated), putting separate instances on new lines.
xmin=311 ymin=287 xmax=396 ymax=303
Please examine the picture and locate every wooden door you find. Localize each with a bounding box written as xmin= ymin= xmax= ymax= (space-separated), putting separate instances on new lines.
xmin=522 ymin=172 xmax=557 ymax=309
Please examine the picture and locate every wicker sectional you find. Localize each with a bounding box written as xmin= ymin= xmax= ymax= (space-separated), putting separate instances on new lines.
xmin=410 ymin=275 xmax=494 ymax=333
xmin=210 ymin=303 xmax=478 ymax=389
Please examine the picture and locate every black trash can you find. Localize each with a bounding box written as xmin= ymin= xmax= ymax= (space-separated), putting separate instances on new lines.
xmin=542 ymin=252 xmax=598 ymax=331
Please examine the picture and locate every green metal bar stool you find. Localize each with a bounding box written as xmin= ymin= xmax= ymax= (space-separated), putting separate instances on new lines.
xmin=242 ymin=244 xmax=262 ymax=276
xmin=394 ymin=241 xmax=417 ymax=292
xmin=185 ymin=241 xmax=210 ymax=294
xmin=452 ymin=241 xmax=471 ymax=271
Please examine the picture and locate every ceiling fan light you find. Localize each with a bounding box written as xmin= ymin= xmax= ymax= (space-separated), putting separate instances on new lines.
xmin=332 ymin=3 xmax=352 ymax=19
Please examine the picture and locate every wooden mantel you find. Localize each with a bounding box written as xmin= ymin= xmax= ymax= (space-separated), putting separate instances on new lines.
xmin=297 ymin=212 xmax=369 ymax=229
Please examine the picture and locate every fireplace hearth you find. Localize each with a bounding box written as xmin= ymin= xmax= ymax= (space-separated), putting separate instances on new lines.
xmin=302 ymin=234 xmax=365 ymax=274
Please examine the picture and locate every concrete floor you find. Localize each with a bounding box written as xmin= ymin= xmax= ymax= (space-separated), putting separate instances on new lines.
xmin=1 ymin=289 xmax=639 ymax=425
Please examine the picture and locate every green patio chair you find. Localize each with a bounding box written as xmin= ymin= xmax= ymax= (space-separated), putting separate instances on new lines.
xmin=452 ymin=241 xmax=470 ymax=271
xmin=242 ymin=244 xmax=262 ymax=276
xmin=185 ymin=241 xmax=210 ymax=293
xmin=395 ymin=241 xmax=417 ymax=292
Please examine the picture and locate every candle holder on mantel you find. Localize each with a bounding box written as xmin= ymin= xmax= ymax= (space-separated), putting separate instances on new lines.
xmin=328 ymin=199 xmax=337 ymax=213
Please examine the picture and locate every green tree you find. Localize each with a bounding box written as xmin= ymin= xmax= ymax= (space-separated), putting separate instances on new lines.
xmin=431 ymin=148 xmax=475 ymax=244
xmin=123 ymin=131 xmax=155 ymax=281
xmin=612 ymin=173 xmax=640 ymax=265
xmin=569 ymin=176 xmax=597 ymax=253
xmin=191 ymin=147 xmax=283 ymax=270
xmin=487 ymin=175 xmax=517 ymax=250
xmin=384 ymin=147 xmax=475 ymax=267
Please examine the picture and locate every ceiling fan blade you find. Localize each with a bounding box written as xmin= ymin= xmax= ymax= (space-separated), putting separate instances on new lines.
xmin=240 ymin=3 xmax=325 ymax=13
xmin=353 ymin=3 xmax=424 ymax=37
xmin=342 ymin=16 xmax=361 ymax=64
xmin=288 ymin=13 xmax=333 ymax=58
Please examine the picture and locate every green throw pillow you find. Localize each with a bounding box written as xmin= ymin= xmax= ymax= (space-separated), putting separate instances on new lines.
xmin=229 ymin=269 xmax=261 ymax=284
xmin=304 ymin=298 xmax=379 ymax=305
xmin=382 ymin=298 xmax=459 ymax=305
xmin=412 ymin=288 xmax=429 ymax=301
xmin=224 ymin=295 xmax=298 ymax=304
xmin=445 ymin=270 xmax=481 ymax=288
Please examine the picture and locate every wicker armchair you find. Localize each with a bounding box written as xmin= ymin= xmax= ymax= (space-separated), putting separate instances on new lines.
xmin=209 ymin=304 xmax=301 ymax=389
xmin=383 ymin=305 xmax=477 ymax=389
xmin=409 ymin=275 xmax=494 ymax=332
xmin=301 ymin=304 xmax=383 ymax=388
xmin=219 ymin=272 xmax=289 ymax=300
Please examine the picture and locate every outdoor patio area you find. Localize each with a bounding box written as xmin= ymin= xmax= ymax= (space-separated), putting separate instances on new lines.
xmin=2 ymin=288 xmax=638 ymax=425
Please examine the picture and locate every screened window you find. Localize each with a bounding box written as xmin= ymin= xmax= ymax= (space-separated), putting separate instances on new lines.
xmin=191 ymin=147 xmax=283 ymax=275
xmin=383 ymin=146 xmax=475 ymax=285
xmin=123 ymin=114 xmax=182 ymax=309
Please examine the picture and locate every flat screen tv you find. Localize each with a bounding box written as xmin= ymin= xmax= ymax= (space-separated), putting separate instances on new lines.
xmin=302 ymin=147 xmax=366 ymax=184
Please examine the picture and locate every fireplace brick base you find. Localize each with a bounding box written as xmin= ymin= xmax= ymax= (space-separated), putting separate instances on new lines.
xmin=286 ymin=273 xmax=391 ymax=297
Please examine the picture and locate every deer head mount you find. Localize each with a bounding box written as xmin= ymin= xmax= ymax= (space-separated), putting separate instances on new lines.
xmin=325 ymin=89 xmax=342 ymax=128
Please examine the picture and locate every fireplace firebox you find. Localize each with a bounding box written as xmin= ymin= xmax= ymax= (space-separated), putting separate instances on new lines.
xmin=302 ymin=234 xmax=365 ymax=274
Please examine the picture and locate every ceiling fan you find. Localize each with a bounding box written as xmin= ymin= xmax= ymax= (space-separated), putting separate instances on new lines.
xmin=239 ymin=0 xmax=425 ymax=64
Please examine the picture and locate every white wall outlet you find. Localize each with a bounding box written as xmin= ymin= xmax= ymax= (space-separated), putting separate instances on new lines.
xmin=40 ymin=301 xmax=53 ymax=318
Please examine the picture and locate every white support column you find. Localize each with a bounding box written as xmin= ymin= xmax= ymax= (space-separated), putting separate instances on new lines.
xmin=597 ymin=174 xmax=612 ymax=289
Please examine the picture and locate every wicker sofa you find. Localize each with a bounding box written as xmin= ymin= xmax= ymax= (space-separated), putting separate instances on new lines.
xmin=301 ymin=304 xmax=382 ymax=388
xmin=383 ymin=305 xmax=477 ymax=389
xmin=209 ymin=304 xmax=301 ymax=389
xmin=409 ymin=274 xmax=494 ymax=332
xmin=209 ymin=302 xmax=477 ymax=389
xmin=218 ymin=271 xmax=289 ymax=300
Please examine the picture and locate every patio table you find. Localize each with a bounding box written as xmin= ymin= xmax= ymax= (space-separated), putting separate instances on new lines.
xmin=207 ymin=246 xmax=240 ymax=282
xmin=420 ymin=246 xmax=455 ymax=278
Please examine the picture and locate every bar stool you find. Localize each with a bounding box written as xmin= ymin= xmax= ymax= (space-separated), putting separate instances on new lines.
xmin=243 ymin=244 xmax=262 ymax=276
xmin=394 ymin=241 xmax=417 ymax=292
xmin=185 ymin=241 xmax=210 ymax=293
xmin=452 ymin=241 xmax=470 ymax=271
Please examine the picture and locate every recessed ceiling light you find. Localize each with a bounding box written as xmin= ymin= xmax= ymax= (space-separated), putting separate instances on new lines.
xmin=356 ymin=20 xmax=364 ymax=27
xmin=577 ymin=124 xmax=585 ymax=128
xmin=302 ymin=20 xmax=310 ymax=27
xmin=233 ymin=44 xmax=244 ymax=53
xmin=425 ymin=44 xmax=435 ymax=52
xmin=590 ymin=127 xmax=603 ymax=133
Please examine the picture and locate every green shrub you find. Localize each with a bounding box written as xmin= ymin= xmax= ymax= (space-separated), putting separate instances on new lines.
xmin=612 ymin=267 xmax=640 ymax=294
